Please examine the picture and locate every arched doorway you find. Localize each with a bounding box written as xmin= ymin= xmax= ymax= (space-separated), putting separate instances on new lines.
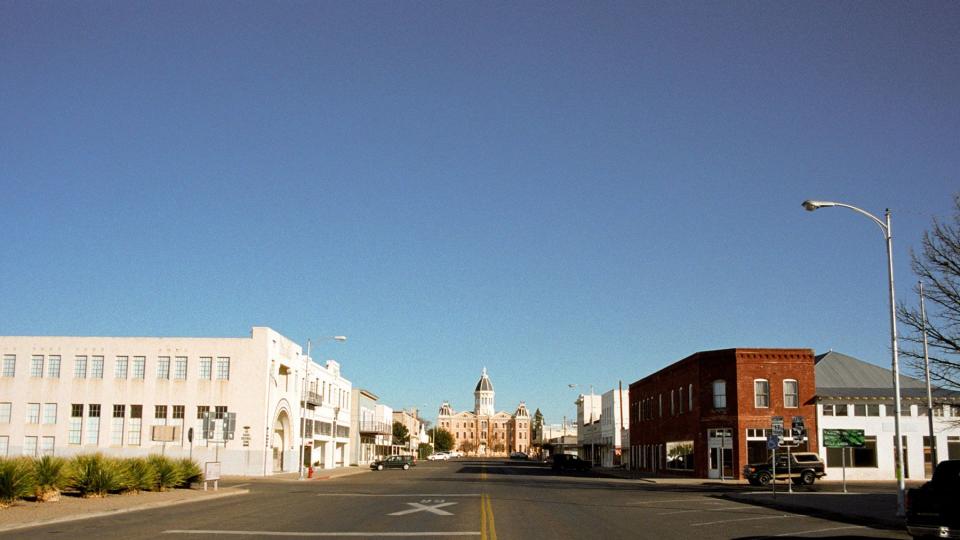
xmin=273 ymin=410 xmax=291 ymax=473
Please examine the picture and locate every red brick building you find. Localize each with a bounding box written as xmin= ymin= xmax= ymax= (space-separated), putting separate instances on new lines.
xmin=628 ymin=348 xmax=817 ymax=479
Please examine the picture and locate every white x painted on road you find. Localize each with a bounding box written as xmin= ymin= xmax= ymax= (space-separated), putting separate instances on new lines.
xmin=388 ymin=502 xmax=458 ymax=516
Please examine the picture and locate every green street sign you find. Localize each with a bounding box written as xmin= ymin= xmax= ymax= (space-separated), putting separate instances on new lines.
xmin=823 ymin=429 xmax=865 ymax=448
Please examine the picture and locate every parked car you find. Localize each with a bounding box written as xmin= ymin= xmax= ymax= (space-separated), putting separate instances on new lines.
xmin=906 ymin=459 xmax=960 ymax=539
xmin=370 ymin=455 xmax=416 ymax=471
xmin=509 ymin=451 xmax=528 ymax=460
xmin=447 ymin=450 xmax=463 ymax=458
xmin=742 ymin=452 xmax=826 ymax=486
xmin=427 ymin=452 xmax=450 ymax=461
xmin=551 ymin=454 xmax=591 ymax=472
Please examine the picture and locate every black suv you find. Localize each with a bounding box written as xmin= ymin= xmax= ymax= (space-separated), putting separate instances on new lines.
xmin=742 ymin=452 xmax=826 ymax=486
xmin=551 ymin=454 xmax=592 ymax=472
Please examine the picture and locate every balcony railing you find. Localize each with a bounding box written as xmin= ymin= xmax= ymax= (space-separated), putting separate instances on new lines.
xmin=304 ymin=391 xmax=322 ymax=406
xmin=359 ymin=421 xmax=391 ymax=435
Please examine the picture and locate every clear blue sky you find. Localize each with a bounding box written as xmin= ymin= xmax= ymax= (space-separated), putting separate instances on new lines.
xmin=2 ymin=1 xmax=958 ymax=425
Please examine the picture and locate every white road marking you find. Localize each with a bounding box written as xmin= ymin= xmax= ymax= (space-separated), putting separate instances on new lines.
xmin=657 ymin=506 xmax=742 ymax=515
xmin=165 ymin=531 xmax=480 ymax=537
xmin=388 ymin=502 xmax=458 ymax=516
xmin=316 ymin=493 xmax=479 ymax=497
xmin=774 ymin=525 xmax=867 ymax=536
xmin=625 ymin=498 xmax=715 ymax=505
xmin=691 ymin=514 xmax=792 ymax=526
xmin=227 ymin=483 xmax=250 ymax=489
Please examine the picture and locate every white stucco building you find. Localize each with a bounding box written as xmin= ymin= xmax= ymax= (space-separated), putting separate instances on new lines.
xmin=0 ymin=327 xmax=353 ymax=476
xmin=814 ymin=351 xmax=960 ymax=481
xmin=575 ymin=389 xmax=629 ymax=467
xmin=350 ymin=389 xmax=393 ymax=465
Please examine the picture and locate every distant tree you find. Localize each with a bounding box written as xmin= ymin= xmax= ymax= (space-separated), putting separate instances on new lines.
xmin=392 ymin=422 xmax=410 ymax=445
xmin=459 ymin=440 xmax=477 ymax=455
xmin=430 ymin=428 xmax=455 ymax=452
xmin=417 ymin=443 xmax=433 ymax=459
xmin=492 ymin=442 xmax=505 ymax=454
xmin=897 ymin=194 xmax=960 ymax=397
xmin=532 ymin=409 xmax=544 ymax=442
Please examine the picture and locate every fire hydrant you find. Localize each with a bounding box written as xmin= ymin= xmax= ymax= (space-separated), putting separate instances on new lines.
xmin=308 ymin=466 xmax=314 ymax=479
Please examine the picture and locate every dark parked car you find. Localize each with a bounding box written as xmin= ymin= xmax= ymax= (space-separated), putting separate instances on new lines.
xmin=551 ymin=454 xmax=591 ymax=472
xmin=906 ymin=459 xmax=960 ymax=539
xmin=742 ymin=452 xmax=826 ymax=486
xmin=370 ymin=455 xmax=416 ymax=471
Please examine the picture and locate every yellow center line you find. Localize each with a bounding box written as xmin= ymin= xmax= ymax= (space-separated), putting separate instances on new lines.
xmin=479 ymin=465 xmax=497 ymax=540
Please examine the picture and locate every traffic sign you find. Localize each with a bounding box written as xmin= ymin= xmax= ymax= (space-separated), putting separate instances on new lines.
xmin=823 ymin=429 xmax=865 ymax=448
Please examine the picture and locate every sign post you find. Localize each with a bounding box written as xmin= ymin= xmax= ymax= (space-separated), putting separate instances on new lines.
xmin=823 ymin=429 xmax=865 ymax=494
xmin=771 ymin=417 xmax=784 ymax=498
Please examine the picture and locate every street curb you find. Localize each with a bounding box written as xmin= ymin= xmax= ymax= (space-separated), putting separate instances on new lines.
xmin=721 ymin=493 xmax=904 ymax=530
xmin=0 ymin=488 xmax=249 ymax=534
xmin=313 ymin=468 xmax=372 ymax=480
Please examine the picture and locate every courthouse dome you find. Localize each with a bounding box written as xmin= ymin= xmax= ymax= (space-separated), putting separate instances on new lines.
xmin=474 ymin=367 xmax=494 ymax=392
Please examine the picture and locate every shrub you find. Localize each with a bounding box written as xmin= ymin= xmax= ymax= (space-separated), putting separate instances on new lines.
xmin=174 ymin=458 xmax=202 ymax=487
xmin=122 ymin=457 xmax=157 ymax=493
xmin=148 ymin=455 xmax=185 ymax=491
xmin=70 ymin=454 xmax=124 ymax=497
xmin=0 ymin=457 xmax=36 ymax=507
xmin=33 ymin=455 xmax=68 ymax=502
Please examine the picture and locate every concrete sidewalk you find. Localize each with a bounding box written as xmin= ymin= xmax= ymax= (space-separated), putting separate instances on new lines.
xmin=724 ymin=490 xmax=905 ymax=530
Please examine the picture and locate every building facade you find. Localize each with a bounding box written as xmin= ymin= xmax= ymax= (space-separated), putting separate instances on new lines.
xmin=436 ymin=369 xmax=533 ymax=456
xmin=0 ymin=327 xmax=352 ymax=476
xmin=350 ymin=390 xmax=392 ymax=465
xmin=629 ymin=348 xmax=817 ymax=479
xmin=392 ymin=409 xmax=424 ymax=455
xmin=814 ymin=351 xmax=960 ymax=481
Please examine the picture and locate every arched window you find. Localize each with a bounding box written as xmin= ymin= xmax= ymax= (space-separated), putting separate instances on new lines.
xmin=712 ymin=380 xmax=726 ymax=409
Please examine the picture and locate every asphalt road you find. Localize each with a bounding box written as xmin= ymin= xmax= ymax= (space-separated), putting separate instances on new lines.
xmin=3 ymin=459 xmax=911 ymax=539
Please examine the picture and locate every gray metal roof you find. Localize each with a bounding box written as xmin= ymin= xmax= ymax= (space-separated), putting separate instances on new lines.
xmin=815 ymin=351 xmax=960 ymax=399
xmin=474 ymin=368 xmax=494 ymax=392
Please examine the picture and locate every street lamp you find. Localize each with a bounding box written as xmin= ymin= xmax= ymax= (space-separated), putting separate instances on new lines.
xmin=801 ymin=199 xmax=906 ymax=515
xmin=299 ymin=335 xmax=347 ymax=480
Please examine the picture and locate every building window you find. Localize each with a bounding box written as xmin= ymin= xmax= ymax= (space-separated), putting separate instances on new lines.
xmin=853 ymin=404 xmax=881 ymax=417
xmin=754 ymin=379 xmax=770 ymax=408
xmin=112 ymin=405 xmax=125 ymax=446
xmin=91 ymin=356 xmax=104 ymax=379
xmin=712 ymin=380 xmax=726 ymax=409
xmin=86 ymin=404 xmax=101 ymax=444
xmin=43 ymin=403 xmax=57 ymax=424
xmin=216 ymin=357 xmax=230 ymax=380
xmin=115 ymin=356 xmax=129 ymax=379
xmin=0 ymin=402 xmax=11 ymax=423
xmin=172 ymin=405 xmax=185 ymax=419
xmin=665 ymin=440 xmax=695 ymax=470
xmin=23 ymin=436 xmax=38 ymax=457
xmin=174 ymin=357 xmax=188 ymax=380
xmin=31 ymin=355 xmax=44 ymax=377
xmin=214 ymin=406 xmax=227 ymax=420
xmin=2 ymin=355 xmax=15 ymax=377
xmin=74 ymin=356 xmax=87 ymax=378
xmin=823 ymin=403 xmax=849 ymax=416
xmin=199 ymin=357 xmax=212 ymax=379
xmin=26 ymin=403 xmax=40 ymax=424
xmin=196 ymin=405 xmax=209 ymax=420
xmin=678 ymin=387 xmax=685 ymax=414
xmin=128 ymin=405 xmax=142 ymax=446
xmin=783 ymin=380 xmax=799 ymax=408
xmin=0 ymin=436 xmax=8 ymax=456
xmin=688 ymin=383 xmax=694 ymax=412
xmin=157 ymin=357 xmax=171 ymax=379
xmin=40 ymin=436 xmax=55 ymax=456
xmin=155 ymin=405 xmax=167 ymax=419
xmin=47 ymin=355 xmax=61 ymax=378
xmin=69 ymin=404 xmax=83 ymax=444
xmin=132 ymin=356 xmax=146 ymax=379
xmin=670 ymin=390 xmax=675 ymax=416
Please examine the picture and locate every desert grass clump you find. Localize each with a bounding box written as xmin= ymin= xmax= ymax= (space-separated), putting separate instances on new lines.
xmin=174 ymin=458 xmax=202 ymax=488
xmin=0 ymin=457 xmax=36 ymax=507
xmin=33 ymin=455 xmax=68 ymax=502
xmin=121 ymin=457 xmax=157 ymax=493
xmin=148 ymin=455 xmax=185 ymax=491
xmin=69 ymin=454 xmax=124 ymax=497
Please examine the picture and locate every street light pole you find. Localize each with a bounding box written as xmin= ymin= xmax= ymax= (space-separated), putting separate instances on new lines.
xmin=802 ymin=200 xmax=906 ymax=515
xmin=920 ymin=281 xmax=937 ymax=469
